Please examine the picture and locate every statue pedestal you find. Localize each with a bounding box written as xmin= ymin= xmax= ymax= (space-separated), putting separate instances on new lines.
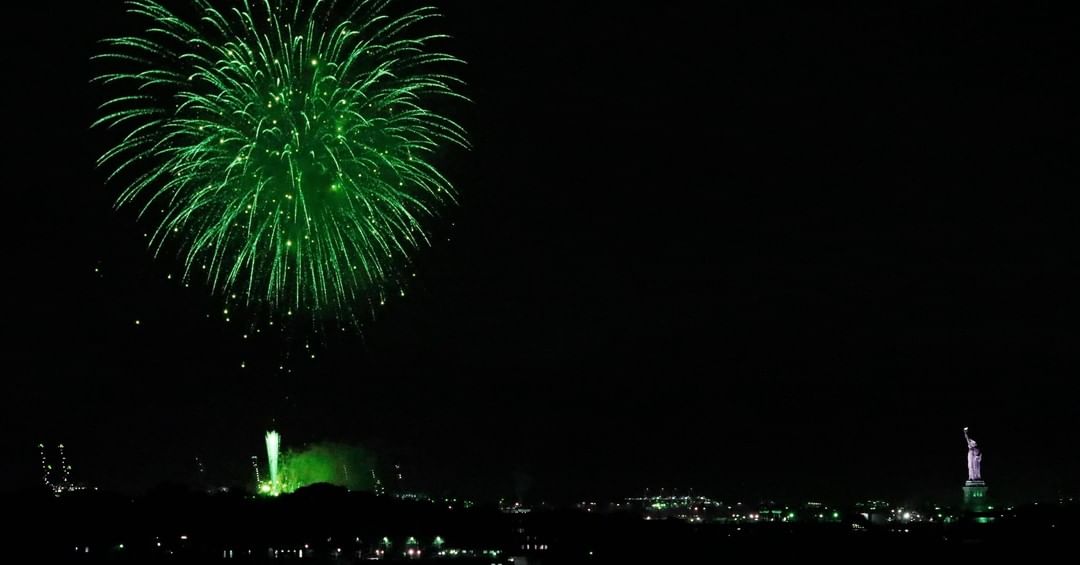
xmin=963 ymin=481 xmax=989 ymax=514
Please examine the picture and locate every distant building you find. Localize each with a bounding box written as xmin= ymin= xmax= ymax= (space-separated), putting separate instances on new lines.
xmin=623 ymin=495 xmax=723 ymax=523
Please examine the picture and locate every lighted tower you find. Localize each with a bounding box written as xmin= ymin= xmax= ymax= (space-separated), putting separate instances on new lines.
xmin=58 ymin=444 xmax=71 ymax=491
xmin=371 ymin=469 xmax=385 ymax=497
xmin=38 ymin=443 xmax=51 ymax=490
xmin=393 ymin=463 xmax=405 ymax=494
xmin=38 ymin=443 xmax=78 ymax=494
xmin=251 ymin=455 xmax=261 ymax=485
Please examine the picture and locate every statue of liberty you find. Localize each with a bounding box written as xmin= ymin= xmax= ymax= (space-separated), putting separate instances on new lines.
xmin=964 ymin=427 xmax=982 ymax=482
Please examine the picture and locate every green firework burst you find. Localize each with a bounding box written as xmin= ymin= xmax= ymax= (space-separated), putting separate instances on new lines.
xmin=94 ymin=0 xmax=467 ymax=323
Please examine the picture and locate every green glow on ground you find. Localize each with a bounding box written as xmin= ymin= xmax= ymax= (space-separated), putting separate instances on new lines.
xmin=258 ymin=441 xmax=376 ymax=495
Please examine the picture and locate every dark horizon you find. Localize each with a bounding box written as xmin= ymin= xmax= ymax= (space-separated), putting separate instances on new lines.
xmin=4 ymin=2 xmax=1079 ymax=506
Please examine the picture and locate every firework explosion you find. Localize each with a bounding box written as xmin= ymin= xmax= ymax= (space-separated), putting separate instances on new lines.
xmin=94 ymin=0 xmax=467 ymax=324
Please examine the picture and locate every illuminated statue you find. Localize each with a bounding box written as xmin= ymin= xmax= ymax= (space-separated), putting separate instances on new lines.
xmin=964 ymin=427 xmax=982 ymax=482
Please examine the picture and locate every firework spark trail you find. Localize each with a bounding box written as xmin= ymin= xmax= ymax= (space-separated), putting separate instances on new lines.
xmin=265 ymin=430 xmax=280 ymax=493
xmin=94 ymin=0 xmax=467 ymax=324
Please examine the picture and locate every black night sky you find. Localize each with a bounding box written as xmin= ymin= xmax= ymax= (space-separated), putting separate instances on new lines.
xmin=3 ymin=3 xmax=1079 ymax=506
